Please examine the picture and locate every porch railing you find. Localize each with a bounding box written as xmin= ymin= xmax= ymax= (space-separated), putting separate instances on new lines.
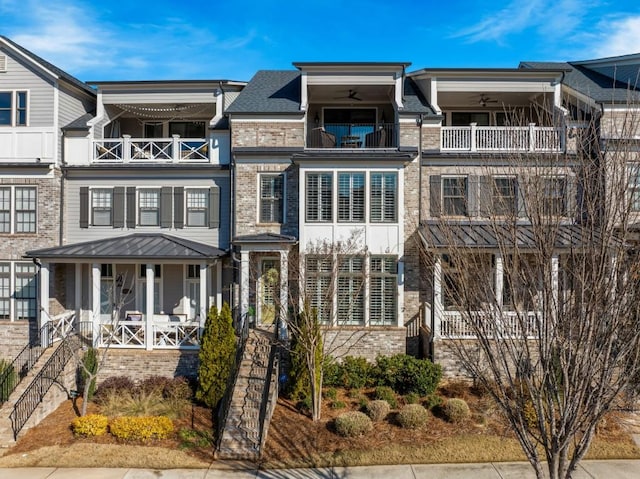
xmin=93 ymin=136 xmax=209 ymax=163
xmin=441 ymin=124 xmax=564 ymax=152
xmin=440 ymin=310 xmax=540 ymax=339
xmin=152 ymin=322 xmax=200 ymax=348
xmin=98 ymin=319 xmax=201 ymax=349
xmin=306 ymin=123 xmax=396 ymax=149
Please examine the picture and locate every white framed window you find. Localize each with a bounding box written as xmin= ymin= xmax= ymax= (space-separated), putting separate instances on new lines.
xmin=0 ymin=186 xmax=36 ymax=234
xmin=541 ymin=176 xmax=567 ymax=216
xmin=305 ymin=255 xmax=332 ymax=324
xmin=338 ymin=172 xmax=365 ymax=222
xmin=337 ymin=256 xmax=365 ymax=326
xmin=186 ymin=264 xmax=201 ymax=320
xmin=370 ymin=172 xmax=397 ymax=222
xmin=14 ymin=263 xmax=36 ymax=321
xmin=91 ymin=189 xmax=113 ymax=226
xmin=138 ymin=189 xmax=160 ymax=226
xmin=442 ymin=176 xmax=468 ymax=216
xmin=186 ymin=189 xmax=208 ymax=227
xmin=628 ymin=164 xmax=640 ymax=212
xmin=259 ymin=174 xmax=284 ymax=224
xmin=100 ymin=264 xmax=114 ymax=316
xmin=0 ymin=91 xmax=28 ymax=126
xmin=492 ymin=177 xmax=518 ymax=216
xmin=306 ymin=172 xmax=333 ymax=222
xmin=370 ymin=256 xmax=397 ymax=325
xmin=0 ymin=263 xmax=10 ymax=320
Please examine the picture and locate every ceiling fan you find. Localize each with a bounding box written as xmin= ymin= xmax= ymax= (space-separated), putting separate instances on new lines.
xmin=478 ymin=94 xmax=498 ymax=107
xmin=335 ymin=89 xmax=363 ymax=101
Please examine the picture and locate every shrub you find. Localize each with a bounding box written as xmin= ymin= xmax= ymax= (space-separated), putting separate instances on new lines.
xmin=94 ymin=376 xmax=136 ymax=404
xmin=404 ymin=392 xmax=420 ymax=405
xmin=365 ymin=400 xmax=390 ymax=421
xmin=424 ymin=393 xmax=444 ymax=410
xmin=397 ymin=404 xmax=429 ymax=429
xmin=296 ymin=395 xmax=312 ymax=414
xmin=139 ymin=376 xmax=171 ymax=395
xmin=444 ymin=398 xmax=471 ymax=423
xmin=330 ymin=400 xmax=346 ymax=409
xmin=322 ymin=358 xmax=341 ymax=388
xmin=178 ymin=428 xmax=213 ymax=449
xmin=163 ymin=377 xmax=193 ymax=400
xmin=373 ymin=354 xmax=442 ymax=396
xmin=109 ymin=415 xmax=174 ymax=441
xmin=334 ymin=411 xmax=372 ymax=437
xmin=374 ymin=386 xmax=398 ymax=409
xmin=71 ymin=414 xmax=108 ymax=437
xmin=0 ymin=359 xmax=16 ymax=403
xmin=79 ymin=348 xmax=98 ymax=401
xmin=323 ymin=387 xmax=337 ymax=400
xmin=196 ymin=303 xmax=236 ymax=408
xmin=338 ymin=356 xmax=373 ymax=389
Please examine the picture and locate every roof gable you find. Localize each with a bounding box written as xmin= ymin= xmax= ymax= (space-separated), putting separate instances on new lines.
xmin=226 ymin=70 xmax=301 ymax=114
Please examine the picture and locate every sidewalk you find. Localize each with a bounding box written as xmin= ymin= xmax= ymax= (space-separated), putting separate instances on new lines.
xmin=1 ymin=460 xmax=639 ymax=478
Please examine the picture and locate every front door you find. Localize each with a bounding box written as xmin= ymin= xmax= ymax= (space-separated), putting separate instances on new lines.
xmin=257 ymin=258 xmax=279 ymax=326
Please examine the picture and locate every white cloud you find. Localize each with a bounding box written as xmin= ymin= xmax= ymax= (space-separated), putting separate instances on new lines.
xmin=592 ymin=16 xmax=640 ymax=58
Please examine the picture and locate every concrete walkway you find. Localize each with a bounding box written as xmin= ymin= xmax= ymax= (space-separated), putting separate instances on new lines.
xmin=0 ymin=460 xmax=639 ymax=478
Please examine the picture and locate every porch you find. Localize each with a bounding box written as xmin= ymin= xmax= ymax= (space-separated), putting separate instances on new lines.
xmin=25 ymin=233 xmax=226 ymax=351
xmin=93 ymin=136 xmax=210 ymax=163
xmin=441 ymin=124 xmax=564 ymax=152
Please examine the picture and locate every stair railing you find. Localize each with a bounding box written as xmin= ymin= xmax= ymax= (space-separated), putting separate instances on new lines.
xmin=257 ymin=317 xmax=281 ymax=455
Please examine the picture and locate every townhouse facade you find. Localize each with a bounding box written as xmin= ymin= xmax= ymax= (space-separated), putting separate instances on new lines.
xmin=0 ymin=34 xmax=638 ymax=380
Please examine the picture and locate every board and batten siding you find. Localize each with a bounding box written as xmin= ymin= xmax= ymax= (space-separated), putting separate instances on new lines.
xmin=65 ymin=175 xmax=230 ymax=249
xmin=0 ymin=46 xmax=55 ymax=127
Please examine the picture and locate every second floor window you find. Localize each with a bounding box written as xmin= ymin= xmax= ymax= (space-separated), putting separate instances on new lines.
xmin=0 ymin=186 xmax=36 ymax=233
xmin=338 ymin=173 xmax=365 ymax=222
xmin=138 ymin=189 xmax=160 ymax=226
xmin=492 ymin=177 xmax=517 ymax=216
xmin=0 ymin=91 xmax=27 ymax=126
xmin=260 ymin=174 xmax=284 ymax=223
xmin=92 ymin=189 xmax=113 ymax=226
xmin=628 ymin=164 xmax=640 ymax=212
xmin=186 ymin=189 xmax=208 ymax=227
xmin=541 ymin=177 xmax=567 ymax=216
xmin=371 ymin=172 xmax=397 ymax=222
xmin=306 ymin=173 xmax=333 ymax=222
xmin=443 ymin=177 xmax=468 ymax=216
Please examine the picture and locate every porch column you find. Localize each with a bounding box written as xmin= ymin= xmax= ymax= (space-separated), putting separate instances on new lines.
xmin=91 ymin=263 xmax=101 ymax=346
xmin=215 ymin=261 xmax=222 ymax=310
xmin=75 ymin=264 xmax=82 ymax=321
xmin=433 ymin=254 xmax=443 ymax=339
xmin=145 ymin=264 xmax=155 ymax=351
xmin=39 ymin=261 xmax=50 ymax=346
xmin=279 ymin=250 xmax=288 ymax=335
xmin=495 ymin=253 xmax=504 ymax=310
xmin=551 ymin=255 xmax=559 ymax=321
xmin=199 ymin=263 xmax=207 ymax=322
xmin=240 ymin=249 xmax=250 ymax=327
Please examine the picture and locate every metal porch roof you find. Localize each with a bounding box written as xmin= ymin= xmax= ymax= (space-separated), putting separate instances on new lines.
xmin=25 ymin=234 xmax=225 ymax=261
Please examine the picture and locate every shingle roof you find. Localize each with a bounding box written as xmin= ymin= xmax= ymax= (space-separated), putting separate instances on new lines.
xmin=420 ymin=221 xmax=611 ymax=249
xmin=521 ymin=60 xmax=640 ymax=104
xmin=25 ymin=234 xmax=225 ymax=261
xmin=62 ymin=112 xmax=95 ymax=131
xmin=402 ymin=77 xmax=438 ymax=115
xmin=0 ymin=36 xmax=95 ymax=96
xmin=225 ymin=70 xmax=301 ymax=114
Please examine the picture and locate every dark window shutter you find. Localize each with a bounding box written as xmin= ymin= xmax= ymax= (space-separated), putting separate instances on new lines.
xmin=429 ymin=175 xmax=441 ymax=218
xmin=209 ymin=186 xmax=220 ymax=229
xmin=113 ymin=187 xmax=125 ymax=228
xmin=517 ymin=176 xmax=527 ymax=218
xmin=566 ymin=176 xmax=577 ymax=218
xmin=79 ymin=187 xmax=88 ymax=228
xmin=126 ymin=187 xmax=136 ymax=228
xmin=468 ymin=175 xmax=480 ymax=217
xmin=174 ymin=187 xmax=184 ymax=229
xmin=161 ymin=187 xmax=172 ymax=228
xmin=479 ymin=176 xmax=492 ymax=217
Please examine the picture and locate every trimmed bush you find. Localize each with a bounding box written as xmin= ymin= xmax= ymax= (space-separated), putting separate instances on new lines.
xmin=71 ymin=414 xmax=108 ymax=437
xmin=109 ymin=415 xmax=174 ymax=441
xmin=94 ymin=376 xmax=136 ymax=404
xmin=424 ymin=393 xmax=444 ymax=410
xmin=365 ymin=400 xmax=390 ymax=422
xmin=324 ymin=356 xmax=373 ymax=389
xmin=404 ymin=392 xmax=420 ymax=405
xmin=334 ymin=411 xmax=372 ymax=437
xmin=163 ymin=377 xmax=193 ymax=400
xmin=373 ymin=354 xmax=442 ymax=396
xmin=374 ymin=386 xmax=398 ymax=408
xmin=139 ymin=376 xmax=171 ymax=395
xmin=330 ymin=400 xmax=346 ymax=409
xmin=444 ymin=398 xmax=471 ymax=423
xmin=323 ymin=387 xmax=337 ymax=400
xmin=397 ymin=404 xmax=429 ymax=429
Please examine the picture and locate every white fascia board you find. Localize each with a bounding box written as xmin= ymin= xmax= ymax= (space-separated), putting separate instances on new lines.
xmin=436 ymin=80 xmax=556 ymax=92
xmin=300 ymin=71 xmax=308 ymax=111
xmin=230 ymin=115 xmax=304 ymax=122
xmin=306 ymin=73 xmax=398 ymax=85
xmin=0 ymin=39 xmax=60 ymax=81
xmin=562 ymin=85 xmax=600 ymax=109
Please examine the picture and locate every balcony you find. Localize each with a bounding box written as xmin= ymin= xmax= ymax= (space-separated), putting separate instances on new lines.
xmin=441 ymin=123 xmax=564 ymax=153
xmin=93 ymin=135 xmax=210 ymax=163
xmin=306 ymin=123 xmax=396 ymax=149
xmin=0 ymin=127 xmax=55 ymax=162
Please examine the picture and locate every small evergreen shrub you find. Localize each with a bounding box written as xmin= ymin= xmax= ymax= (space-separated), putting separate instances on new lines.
xmin=404 ymin=392 xmax=420 ymax=405
xmin=397 ymin=404 xmax=429 ymax=429
xmin=348 ymin=388 xmax=363 ymax=399
xmin=323 ymin=356 xmax=373 ymax=389
xmin=80 ymin=348 xmax=98 ymax=400
xmin=324 ymin=387 xmax=337 ymax=400
xmin=330 ymin=400 xmax=346 ymax=409
xmin=94 ymin=376 xmax=136 ymax=404
xmin=296 ymin=395 xmax=312 ymax=414
xmin=365 ymin=400 xmax=390 ymax=421
xmin=444 ymin=398 xmax=471 ymax=423
xmin=71 ymin=414 xmax=108 ymax=437
xmin=424 ymin=393 xmax=444 ymax=410
xmin=374 ymin=386 xmax=398 ymax=408
xmin=334 ymin=411 xmax=373 ymax=437
xmin=109 ymin=415 xmax=174 ymax=441
xmin=373 ymin=354 xmax=442 ymax=396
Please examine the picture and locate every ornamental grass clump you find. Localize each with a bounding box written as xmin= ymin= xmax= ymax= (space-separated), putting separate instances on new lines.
xmin=397 ymin=404 xmax=429 ymax=429
xmin=444 ymin=398 xmax=471 ymax=423
xmin=334 ymin=411 xmax=373 ymax=437
xmin=365 ymin=399 xmax=391 ymax=422
xmin=71 ymin=414 xmax=108 ymax=437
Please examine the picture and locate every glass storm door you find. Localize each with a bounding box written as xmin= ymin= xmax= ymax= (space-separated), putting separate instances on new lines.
xmin=258 ymin=259 xmax=279 ymax=326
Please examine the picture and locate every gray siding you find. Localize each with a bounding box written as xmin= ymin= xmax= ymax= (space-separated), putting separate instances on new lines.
xmin=102 ymin=91 xmax=217 ymax=104
xmin=65 ymin=173 xmax=230 ymax=249
xmin=0 ymin=46 xmax=55 ymax=127
xmin=58 ymin=83 xmax=95 ymax=163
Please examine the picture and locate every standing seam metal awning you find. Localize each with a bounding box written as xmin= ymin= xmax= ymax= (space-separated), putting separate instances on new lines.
xmin=24 ymin=233 xmax=226 ymax=262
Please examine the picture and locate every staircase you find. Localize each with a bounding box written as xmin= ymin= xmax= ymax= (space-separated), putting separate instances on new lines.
xmin=217 ymin=328 xmax=279 ymax=460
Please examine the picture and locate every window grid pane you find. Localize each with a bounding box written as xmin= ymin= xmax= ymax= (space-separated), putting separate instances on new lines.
xmin=492 ymin=177 xmax=517 ymax=216
xmin=15 ymin=187 xmax=36 ymax=233
xmin=0 ymin=263 xmax=9 ymax=319
xmin=0 ymin=188 xmax=10 ymax=233
xmin=306 ymin=255 xmax=332 ymax=324
xmin=306 ymin=173 xmax=332 ymax=222
xmin=371 ymin=173 xmax=397 ymax=222
xmin=370 ymin=256 xmax=398 ymax=325
xmin=139 ymin=190 xmax=160 ymax=226
xmin=338 ymin=173 xmax=365 ymax=222
xmin=16 ymin=92 xmax=27 ymax=125
xmin=443 ymin=177 xmax=467 ymax=216
xmin=186 ymin=190 xmax=208 ymax=226
xmin=628 ymin=165 xmax=640 ymax=212
xmin=337 ymin=256 xmax=364 ymax=325
xmin=0 ymin=92 xmax=11 ymax=125
xmin=260 ymin=174 xmax=284 ymax=223
xmin=15 ymin=263 xmax=36 ymax=321
xmin=542 ymin=177 xmax=566 ymax=216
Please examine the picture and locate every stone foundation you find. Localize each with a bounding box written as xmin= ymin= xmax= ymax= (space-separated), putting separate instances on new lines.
xmin=323 ymin=328 xmax=407 ymax=362
xmin=97 ymin=349 xmax=200 ymax=384
xmin=0 ymin=322 xmax=34 ymax=361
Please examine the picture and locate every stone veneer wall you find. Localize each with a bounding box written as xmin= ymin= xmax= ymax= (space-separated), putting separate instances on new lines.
xmin=323 ymin=328 xmax=406 ymax=362
xmin=232 ymin=122 xmax=304 ymax=148
xmin=0 ymin=322 xmax=33 ymax=361
xmin=97 ymin=349 xmax=200 ymax=384
xmin=600 ymin=109 xmax=640 ymax=139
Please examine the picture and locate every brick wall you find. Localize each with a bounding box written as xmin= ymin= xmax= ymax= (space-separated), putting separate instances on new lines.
xmin=600 ymin=109 xmax=640 ymax=139
xmin=0 ymin=322 xmax=33 ymax=361
xmin=323 ymin=328 xmax=406 ymax=362
xmin=232 ymin=122 xmax=304 ymax=148
xmin=97 ymin=349 xmax=200 ymax=384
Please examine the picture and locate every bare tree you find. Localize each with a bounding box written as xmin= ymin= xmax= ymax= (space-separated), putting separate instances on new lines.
xmin=419 ymin=108 xmax=640 ymax=479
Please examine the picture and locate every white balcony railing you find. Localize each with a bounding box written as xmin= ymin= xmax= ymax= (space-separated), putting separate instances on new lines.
xmin=93 ymin=135 xmax=210 ymax=163
xmin=440 ymin=310 xmax=540 ymax=339
xmin=441 ymin=123 xmax=564 ymax=152
xmin=98 ymin=319 xmax=201 ymax=349
xmin=0 ymin=127 xmax=55 ymax=162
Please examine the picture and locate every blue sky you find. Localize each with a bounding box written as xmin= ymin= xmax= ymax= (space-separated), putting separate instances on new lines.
xmin=1 ymin=0 xmax=639 ymax=82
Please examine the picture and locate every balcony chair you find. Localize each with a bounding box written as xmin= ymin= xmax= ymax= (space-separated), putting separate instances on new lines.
xmin=365 ymin=128 xmax=387 ymax=148
xmin=310 ymin=127 xmax=336 ymax=148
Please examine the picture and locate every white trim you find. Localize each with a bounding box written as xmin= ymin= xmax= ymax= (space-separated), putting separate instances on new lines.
xmin=215 ymin=261 xmax=222 ymax=310
xmin=53 ymin=81 xmax=59 ymax=163
xmin=199 ymin=263 xmax=207 ymax=322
